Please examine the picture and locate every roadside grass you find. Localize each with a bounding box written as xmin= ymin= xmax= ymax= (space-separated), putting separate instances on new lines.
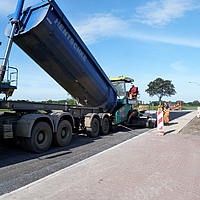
xmin=0 ymin=109 xmax=46 ymax=113
xmin=0 ymin=109 xmax=11 ymax=112
xmin=181 ymin=106 xmax=197 ymax=110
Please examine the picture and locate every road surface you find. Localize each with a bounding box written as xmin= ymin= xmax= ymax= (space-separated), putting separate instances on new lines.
xmin=0 ymin=110 xmax=191 ymax=196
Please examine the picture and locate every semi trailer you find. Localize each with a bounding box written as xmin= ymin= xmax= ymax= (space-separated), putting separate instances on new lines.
xmin=0 ymin=0 xmax=156 ymax=153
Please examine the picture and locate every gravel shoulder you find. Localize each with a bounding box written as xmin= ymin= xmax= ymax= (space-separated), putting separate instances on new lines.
xmin=179 ymin=115 xmax=200 ymax=136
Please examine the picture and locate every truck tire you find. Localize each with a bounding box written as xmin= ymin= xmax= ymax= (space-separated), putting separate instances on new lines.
xmin=19 ymin=137 xmax=30 ymax=151
xmin=100 ymin=117 xmax=109 ymax=135
xmin=86 ymin=118 xmax=99 ymax=138
xmin=53 ymin=120 xmax=72 ymax=147
xmin=150 ymin=121 xmax=156 ymax=128
xmin=26 ymin=122 xmax=52 ymax=153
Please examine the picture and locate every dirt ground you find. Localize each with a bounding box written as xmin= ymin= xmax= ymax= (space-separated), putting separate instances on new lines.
xmin=179 ymin=116 xmax=200 ymax=136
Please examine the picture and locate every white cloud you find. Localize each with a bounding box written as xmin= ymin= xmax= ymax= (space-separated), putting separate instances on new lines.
xmin=0 ymin=0 xmax=17 ymax=16
xmin=74 ymin=13 xmax=128 ymax=44
xmin=169 ymin=61 xmax=188 ymax=72
xmin=71 ymin=3 xmax=200 ymax=49
xmin=2 ymin=0 xmax=200 ymax=50
xmin=124 ymin=31 xmax=200 ymax=48
xmin=75 ymin=13 xmax=200 ymax=49
xmin=0 ymin=0 xmax=42 ymax=17
xmin=134 ymin=0 xmax=200 ymax=26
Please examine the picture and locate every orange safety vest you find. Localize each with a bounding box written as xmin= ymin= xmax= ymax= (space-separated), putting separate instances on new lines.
xmin=163 ymin=107 xmax=170 ymax=123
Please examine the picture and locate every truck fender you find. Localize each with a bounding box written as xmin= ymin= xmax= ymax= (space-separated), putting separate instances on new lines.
xmin=16 ymin=114 xmax=54 ymax=138
xmin=84 ymin=113 xmax=100 ymax=128
xmin=49 ymin=112 xmax=75 ymax=132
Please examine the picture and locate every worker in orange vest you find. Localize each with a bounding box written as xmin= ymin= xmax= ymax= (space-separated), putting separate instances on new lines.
xmin=163 ymin=102 xmax=170 ymax=125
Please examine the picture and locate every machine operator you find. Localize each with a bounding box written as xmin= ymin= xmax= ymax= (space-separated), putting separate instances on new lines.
xmin=129 ymin=82 xmax=138 ymax=99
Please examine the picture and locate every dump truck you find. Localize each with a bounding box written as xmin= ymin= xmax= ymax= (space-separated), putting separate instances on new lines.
xmin=0 ymin=0 xmax=156 ymax=153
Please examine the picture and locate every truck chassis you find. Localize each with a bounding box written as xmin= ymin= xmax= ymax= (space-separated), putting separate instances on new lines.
xmin=0 ymin=101 xmax=112 ymax=153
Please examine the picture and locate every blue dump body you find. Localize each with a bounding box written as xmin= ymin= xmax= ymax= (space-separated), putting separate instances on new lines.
xmin=6 ymin=0 xmax=117 ymax=112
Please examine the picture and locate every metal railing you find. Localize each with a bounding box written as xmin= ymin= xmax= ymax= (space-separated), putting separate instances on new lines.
xmin=0 ymin=58 xmax=18 ymax=88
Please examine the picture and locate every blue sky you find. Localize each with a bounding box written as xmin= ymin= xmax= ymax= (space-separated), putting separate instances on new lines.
xmin=0 ymin=0 xmax=200 ymax=103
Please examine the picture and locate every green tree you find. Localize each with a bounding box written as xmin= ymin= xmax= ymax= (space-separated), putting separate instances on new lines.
xmin=40 ymin=97 xmax=77 ymax=105
xmin=66 ymin=97 xmax=77 ymax=105
xmin=145 ymin=78 xmax=176 ymax=104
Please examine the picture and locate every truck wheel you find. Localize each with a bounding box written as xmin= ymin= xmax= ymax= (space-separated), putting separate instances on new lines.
xmin=150 ymin=121 xmax=156 ymax=128
xmin=86 ymin=118 xmax=99 ymax=138
xmin=26 ymin=122 xmax=52 ymax=153
xmin=53 ymin=120 xmax=72 ymax=147
xmin=19 ymin=137 xmax=30 ymax=151
xmin=100 ymin=117 xmax=109 ymax=135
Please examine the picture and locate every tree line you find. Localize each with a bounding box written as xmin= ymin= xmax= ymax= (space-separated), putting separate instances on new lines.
xmin=149 ymin=100 xmax=200 ymax=106
xmin=0 ymin=98 xmax=77 ymax=105
xmin=41 ymin=98 xmax=77 ymax=105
